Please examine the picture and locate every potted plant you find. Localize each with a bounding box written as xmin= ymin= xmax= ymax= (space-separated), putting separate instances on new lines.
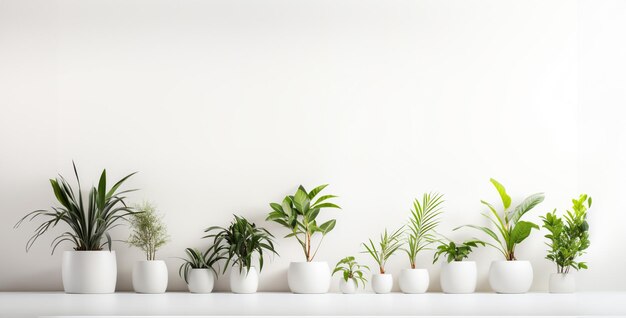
xmin=432 ymin=236 xmax=485 ymax=293
xmin=204 ymin=215 xmax=278 ymax=294
xmin=399 ymin=192 xmax=443 ymax=293
xmin=361 ymin=227 xmax=403 ymax=294
xmin=459 ymin=178 xmax=544 ymax=293
xmin=266 ymin=184 xmax=340 ymax=293
xmin=14 ymin=163 xmax=139 ymax=293
xmin=127 ymin=202 xmax=170 ymax=294
xmin=332 ymin=256 xmax=369 ymax=294
xmin=541 ymin=194 xmax=591 ymax=293
xmin=178 ymin=246 xmax=225 ymax=293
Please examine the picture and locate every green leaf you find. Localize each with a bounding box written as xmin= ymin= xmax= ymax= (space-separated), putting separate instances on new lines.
xmin=508 ymin=193 xmax=545 ymax=223
xmin=510 ymin=221 xmax=539 ymax=244
xmin=308 ymin=184 xmax=328 ymax=200
xmin=490 ymin=178 xmax=511 ymax=210
xmin=293 ymin=187 xmax=310 ymax=212
xmin=318 ymin=219 xmax=336 ymax=234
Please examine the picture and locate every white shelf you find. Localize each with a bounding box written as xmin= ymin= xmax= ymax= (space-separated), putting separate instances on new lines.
xmin=0 ymin=292 xmax=624 ymax=317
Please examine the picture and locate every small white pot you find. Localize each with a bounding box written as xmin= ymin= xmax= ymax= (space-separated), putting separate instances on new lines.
xmin=287 ymin=261 xmax=331 ymax=294
xmin=488 ymin=260 xmax=533 ymax=293
xmin=230 ymin=266 xmax=259 ymax=294
xmin=132 ymin=260 xmax=168 ymax=294
xmin=549 ymin=273 xmax=576 ymax=293
xmin=187 ymin=268 xmax=215 ymax=293
xmin=398 ymin=268 xmax=429 ymax=294
xmin=339 ymin=278 xmax=357 ymax=294
xmin=62 ymin=251 xmax=117 ymax=294
xmin=440 ymin=261 xmax=477 ymax=294
xmin=371 ymin=273 xmax=393 ymax=294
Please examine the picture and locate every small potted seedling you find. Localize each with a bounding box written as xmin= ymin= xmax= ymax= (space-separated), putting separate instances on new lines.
xmin=178 ymin=246 xmax=225 ymax=293
xmin=127 ymin=202 xmax=170 ymax=293
xmin=432 ymin=236 xmax=485 ymax=293
xmin=332 ymin=256 xmax=369 ymax=294
xmin=541 ymin=194 xmax=591 ymax=293
xmin=362 ymin=227 xmax=403 ymax=294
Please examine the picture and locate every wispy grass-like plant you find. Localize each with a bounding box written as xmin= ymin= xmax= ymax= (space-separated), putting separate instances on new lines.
xmin=15 ymin=162 xmax=139 ymax=253
xmin=361 ymin=227 xmax=404 ymax=274
xmin=127 ymin=202 xmax=169 ymax=261
xmin=404 ymin=192 xmax=444 ymax=269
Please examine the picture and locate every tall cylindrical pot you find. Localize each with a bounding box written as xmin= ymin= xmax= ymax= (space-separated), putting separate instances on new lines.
xmin=132 ymin=260 xmax=168 ymax=293
xmin=62 ymin=250 xmax=117 ymax=294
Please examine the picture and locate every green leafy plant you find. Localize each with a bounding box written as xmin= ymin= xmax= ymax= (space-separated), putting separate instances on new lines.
xmin=332 ymin=256 xmax=369 ymax=288
xmin=458 ymin=178 xmax=544 ymax=261
xmin=15 ymin=162 xmax=139 ymax=253
xmin=361 ymin=227 xmax=404 ymax=274
xmin=266 ymin=184 xmax=340 ymax=262
xmin=204 ymin=215 xmax=278 ymax=274
xmin=127 ymin=202 xmax=169 ymax=261
xmin=404 ymin=192 xmax=444 ymax=268
xmin=432 ymin=236 xmax=485 ymax=263
xmin=541 ymin=194 xmax=591 ymax=274
xmin=178 ymin=246 xmax=226 ymax=283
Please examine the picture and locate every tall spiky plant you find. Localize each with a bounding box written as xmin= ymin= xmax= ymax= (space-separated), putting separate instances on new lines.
xmin=361 ymin=227 xmax=404 ymax=274
xmin=404 ymin=192 xmax=444 ymax=269
xmin=15 ymin=162 xmax=139 ymax=253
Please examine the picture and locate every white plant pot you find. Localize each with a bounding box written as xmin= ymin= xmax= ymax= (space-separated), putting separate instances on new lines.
xmin=339 ymin=278 xmax=357 ymax=294
xmin=187 ymin=269 xmax=215 ymax=293
xmin=488 ymin=260 xmax=533 ymax=293
xmin=371 ymin=273 xmax=393 ymax=294
xmin=230 ymin=266 xmax=259 ymax=294
xmin=398 ymin=268 xmax=429 ymax=294
xmin=440 ymin=261 xmax=477 ymax=294
xmin=549 ymin=273 xmax=576 ymax=293
xmin=62 ymin=251 xmax=117 ymax=294
xmin=132 ymin=260 xmax=168 ymax=294
xmin=287 ymin=261 xmax=331 ymax=294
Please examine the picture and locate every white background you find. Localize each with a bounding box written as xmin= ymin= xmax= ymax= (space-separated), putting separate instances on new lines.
xmin=0 ymin=0 xmax=624 ymax=292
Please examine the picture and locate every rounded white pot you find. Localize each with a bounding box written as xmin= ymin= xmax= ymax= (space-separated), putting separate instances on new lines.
xmin=549 ymin=273 xmax=576 ymax=293
xmin=440 ymin=261 xmax=477 ymax=294
xmin=62 ymin=250 xmax=117 ymax=294
xmin=371 ymin=273 xmax=393 ymax=294
xmin=398 ymin=268 xmax=429 ymax=294
xmin=230 ymin=266 xmax=259 ymax=294
xmin=187 ymin=269 xmax=215 ymax=293
xmin=339 ymin=279 xmax=357 ymax=294
xmin=132 ymin=260 xmax=168 ymax=294
xmin=488 ymin=260 xmax=533 ymax=294
xmin=288 ymin=261 xmax=331 ymax=294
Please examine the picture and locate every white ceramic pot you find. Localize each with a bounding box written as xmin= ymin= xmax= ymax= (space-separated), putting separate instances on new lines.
xmin=440 ymin=261 xmax=477 ymax=294
xmin=287 ymin=261 xmax=331 ymax=294
xmin=488 ymin=260 xmax=533 ymax=293
xmin=339 ymin=278 xmax=357 ymax=294
xmin=371 ymin=273 xmax=393 ymax=294
xmin=187 ymin=268 xmax=215 ymax=293
xmin=398 ymin=268 xmax=429 ymax=294
xmin=62 ymin=250 xmax=117 ymax=294
xmin=132 ymin=260 xmax=168 ymax=294
xmin=549 ymin=273 xmax=576 ymax=293
xmin=230 ymin=266 xmax=259 ymax=294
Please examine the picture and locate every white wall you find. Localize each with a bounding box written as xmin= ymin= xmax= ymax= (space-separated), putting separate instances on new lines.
xmin=0 ymin=0 xmax=621 ymax=292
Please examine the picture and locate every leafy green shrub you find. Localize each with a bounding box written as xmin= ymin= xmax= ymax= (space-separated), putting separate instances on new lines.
xmin=361 ymin=227 xmax=404 ymax=274
xmin=127 ymin=202 xmax=169 ymax=261
xmin=332 ymin=256 xmax=369 ymax=288
xmin=15 ymin=162 xmax=139 ymax=252
xmin=541 ymin=194 xmax=591 ymax=273
xmin=432 ymin=238 xmax=485 ymax=263
xmin=266 ymin=184 xmax=340 ymax=262
xmin=178 ymin=246 xmax=225 ymax=283
xmin=404 ymin=193 xmax=444 ymax=268
xmin=459 ymin=178 xmax=544 ymax=261
xmin=204 ymin=215 xmax=278 ymax=274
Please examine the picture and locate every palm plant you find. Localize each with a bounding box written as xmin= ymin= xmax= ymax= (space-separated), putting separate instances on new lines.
xmin=541 ymin=194 xmax=591 ymax=274
xmin=361 ymin=227 xmax=404 ymax=274
xmin=15 ymin=162 xmax=139 ymax=253
xmin=458 ymin=178 xmax=544 ymax=261
xmin=204 ymin=215 xmax=278 ymax=274
xmin=332 ymin=256 xmax=369 ymax=288
xmin=127 ymin=202 xmax=169 ymax=261
xmin=404 ymin=192 xmax=444 ymax=269
xmin=266 ymin=184 xmax=340 ymax=262
xmin=178 ymin=246 xmax=226 ymax=283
